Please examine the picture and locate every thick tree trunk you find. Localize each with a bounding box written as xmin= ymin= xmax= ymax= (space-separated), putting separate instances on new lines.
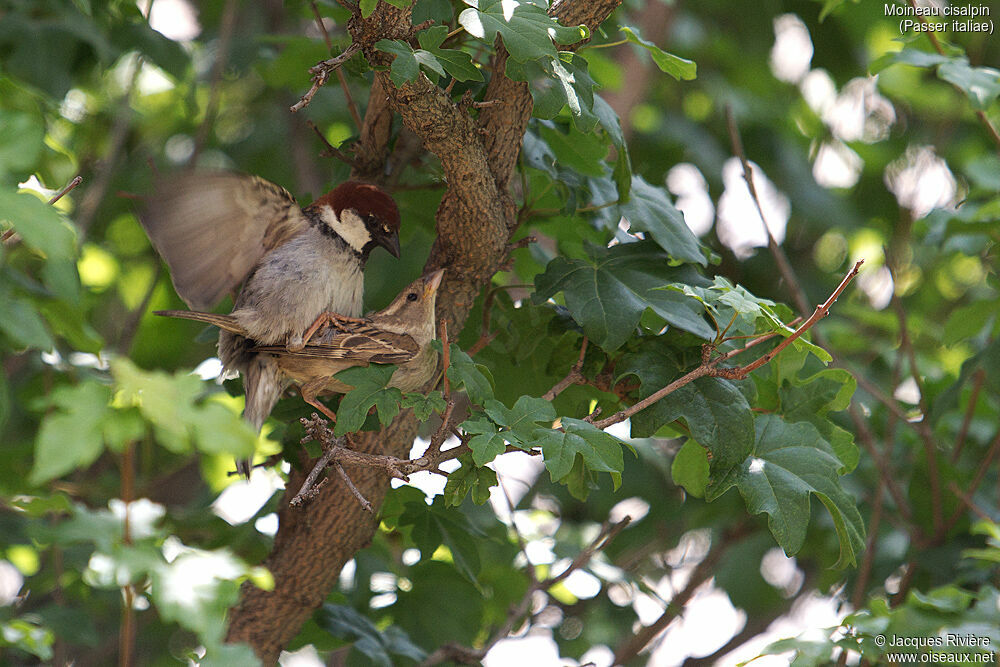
xmin=225 ymin=1 xmax=621 ymax=662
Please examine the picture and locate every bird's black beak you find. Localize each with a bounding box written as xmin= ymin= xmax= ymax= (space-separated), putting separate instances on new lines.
xmin=380 ymin=231 xmax=401 ymax=259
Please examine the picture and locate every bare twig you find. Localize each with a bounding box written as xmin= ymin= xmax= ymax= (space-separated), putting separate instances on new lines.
xmin=290 ymin=43 xmax=362 ymax=113
xmin=947 ymin=481 xmax=993 ymax=523
xmin=190 ymin=0 xmax=239 ymax=166
xmin=309 ymin=0 xmax=363 ymax=130
xmin=289 ymin=441 xmax=338 ymax=507
xmin=591 ymin=261 xmax=863 ymax=431
xmin=306 ymin=119 xmax=360 ymax=168
xmin=886 ymin=257 xmax=943 ymax=533
xmin=905 ymin=0 xmax=1000 ymax=155
xmin=421 ymin=516 xmax=632 ymax=667
xmin=542 ymin=337 xmax=589 ymax=401
xmin=940 ymin=426 xmax=1000 ymax=536
xmin=953 ymin=368 xmax=985 ymax=463
xmin=334 ymin=462 xmax=374 ymax=513
xmin=726 ymin=106 xmax=812 ymax=316
xmin=613 ymin=523 xmax=746 ymax=664
xmin=48 ymin=175 xmax=84 ymax=205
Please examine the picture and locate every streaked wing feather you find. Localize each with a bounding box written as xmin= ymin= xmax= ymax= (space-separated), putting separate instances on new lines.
xmin=254 ymin=326 xmax=418 ymax=364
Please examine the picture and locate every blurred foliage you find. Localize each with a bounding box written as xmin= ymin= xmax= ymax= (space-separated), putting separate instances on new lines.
xmin=1 ymin=0 xmax=998 ymax=664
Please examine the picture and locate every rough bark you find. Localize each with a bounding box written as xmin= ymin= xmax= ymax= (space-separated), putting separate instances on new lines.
xmin=225 ymin=1 xmax=622 ymax=662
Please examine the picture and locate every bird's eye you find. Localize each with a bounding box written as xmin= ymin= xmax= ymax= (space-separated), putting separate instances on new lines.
xmin=406 ymin=293 xmax=418 ymax=302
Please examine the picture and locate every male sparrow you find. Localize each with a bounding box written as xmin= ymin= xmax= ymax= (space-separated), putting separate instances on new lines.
xmin=140 ymin=172 xmax=401 ymax=476
xmin=157 ymin=269 xmax=443 ymax=425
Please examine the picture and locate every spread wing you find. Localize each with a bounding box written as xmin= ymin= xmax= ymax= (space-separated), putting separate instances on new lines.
xmin=140 ymin=171 xmax=310 ymax=310
xmin=253 ymin=325 xmax=419 ymax=364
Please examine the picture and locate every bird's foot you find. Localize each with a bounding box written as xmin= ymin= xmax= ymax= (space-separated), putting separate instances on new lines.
xmin=291 ymin=312 xmax=366 ymax=351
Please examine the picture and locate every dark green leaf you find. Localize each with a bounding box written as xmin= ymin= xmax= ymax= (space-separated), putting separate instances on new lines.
xmin=401 ymin=390 xmax=447 ymax=421
xmin=446 ymin=344 xmax=495 ymax=405
xmin=732 ymin=415 xmax=865 ymax=567
xmin=0 ymin=190 xmax=77 ymax=261
xmin=458 ymin=0 xmax=589 ymax=63
xmin=533 ymin=241 xmax=714 ymax=351
xmin=484 ymin=395 xmax=556 ymax=441
xmin=535 ymin=417 xmax=627 ymax=488
xmin=443 ymin=454 xmax=498 ymax=506
xmin=463 ymin=415 xmax=508 ymax=465
xmin=333 ymin=364 xmax=403 ymax=435
xmin=398 ymin=497 xmax=484 ymax=584
xmin=417 ymin=26 xmax=483 ymax=82
xmin=317 ymin=604 xmax=427 ymax=666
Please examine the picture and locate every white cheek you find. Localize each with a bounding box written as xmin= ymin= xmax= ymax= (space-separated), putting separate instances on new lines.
xmin=321 ymin=206 xmax=372 ymax=253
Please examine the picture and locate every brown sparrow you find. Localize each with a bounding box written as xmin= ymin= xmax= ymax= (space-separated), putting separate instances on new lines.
xmin=157 ymin=269 xmax=443 ymax=445
xmin=140 ymin=172 xmax=402 ymax=476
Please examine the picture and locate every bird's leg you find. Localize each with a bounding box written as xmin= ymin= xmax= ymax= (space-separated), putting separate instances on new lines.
xmin=287 ymin=311 xmax=367 ymax=351
xmin=302 ymin=381 xmax=338 ymax=423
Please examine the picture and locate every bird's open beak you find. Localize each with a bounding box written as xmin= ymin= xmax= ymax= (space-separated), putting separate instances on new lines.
xmin=380 ymin=232 xmax=401 ymax=259
xmin=424 ymin=269 xmax=444 ymax=297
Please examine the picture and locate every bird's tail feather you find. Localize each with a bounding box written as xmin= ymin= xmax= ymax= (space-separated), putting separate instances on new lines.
xmin=155 ymin=310 xmax=247 ymax=335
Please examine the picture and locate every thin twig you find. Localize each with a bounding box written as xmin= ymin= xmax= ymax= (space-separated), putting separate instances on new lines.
xmin=952 ymin=368 xmax=985 ymax=463
xmin=613 ymin=523 xmax=746 ymax=664
xmin=947 ymin=481 xmax=993 ymax=523
xmin=591 ymin=261 xmax=863 ymax=431
xmin=290 ymin=43 xmax=362 ymax=113
xmin=190 ymin=0 xmax=238 ymax=166
xmin=905 ymin=0 xmax=1000 ymax=155
xmin=940 ymin=426 xmax=1000 ymax=536
xmin=542 ymin=337 xmax=589 ymax=401
xmin=309 ymin=0 xmax=363 ymax=130
xmin=306 ymin=119 xmax=360 ymax=167
xmin=334 ymin=462 xmax=373 ymax=513
xmin=726 ymin=106 xmax=812 ymax=317
xmin=886 ymin=256 xmax=943 ymax=533
xmin=48 ymin=175 xmax=84 ymax=205
xmin=421 ymin=516 xmax=632 ymax=666
xmin=289 ymin=441 xmax=338 ymax=507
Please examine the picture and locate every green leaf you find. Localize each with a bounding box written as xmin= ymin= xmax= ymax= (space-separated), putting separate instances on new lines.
xmin=8 ymin=493 xmax=74 ymax=516
xmin=333 ymin=365 xmax=403 ymax=435
xmin=417 ymin=26 xmax=483 ymax=82
xmin=520 ymin=53 xmax=599 ymax=131
xmin=0 ymin=190 xmax=77 ymax=261
xmin=612 ymin=144 xmax=632 ymax=204
xmin=601 ymin=176 xmax=706 ymax=266
xmin=0 ymin=293 xmax=54 ymax=350
xmin=413 ymin=0 xmax=454 ymax=24
xmin=189 ymin=402 xmax=257 ymax=458
xmin=535 ymin=417 xmax=627 ymax=489
xmin=619 ymin=342 xmax=754 ymax=491
xmin=446 ymin=344 xmax=495 ymax=405
xmin=671 ymin=438 xmax=709 ymax=498
xmin=458 ymin=0 xmax=589 ymax=63
xmin=375 ymin=39 xmax=446 ymax=87
xmin=462 ymin=415 xmax=508 ymax=465
xmin=483 ymin=395 xmax=556 ymax=441
xmin=112 ymin=358 xmax=202 ymax=452
xmin=732 ymin=414 xmax=865 ymax=567
xmin=360 ymin=0 xmax=378 ymax=18
xmin=317 ymin=604 xmax=427 ymax=666
xmin=443 ymin=454 xmax=498 ymax=506
xmin=401 ymin=390 xmax=447 ymax=421
xmin=533 ymin=241 xmax=714 ymax=351
xmin=30 ymin=382 xmax=112 ymax=484
xmin=620 ymin=26 xmax=696 ymax=81
xmin=537 ymin=122 xmax=607 ymax=177
xmin=398 ymin=497 xmax=484 ymax=584
xmin=0 ymin=110 xmax=44 ymax=179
